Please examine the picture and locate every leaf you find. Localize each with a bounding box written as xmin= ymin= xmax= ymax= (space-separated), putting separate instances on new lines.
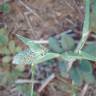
xmin=90 ymin=0 xmax=96 ymax=32
xmin=67 ymin=0 xmax=90 ymax=70
xmin=48 ymin=37 xmax=63 ymax=53
xmin=69 ymin=67 xmax=81 ymax=85
xmin=33 ymin=52 xmax=60 ymax=64
xmin=2 ymin=56 xmax=11 ymax=63
xmin=13 ymin=49 xmax=34 ymax=65
xmin=83 ymin=43 xmax=96 ymax=56
xmin=13 ymin=49 xmax=60 ymax=65
xmin=83 ymin=72 xmax=95 ymax=84
xmin=7 ymin=70 xmax=22 ymax=85
xmin=61 ymin=33 xmax=75 ymax=51
xmin=16 ymin=34 xmax=48 ymax=54
xmin=79 ymin=60 xmax=92 ymax=73
xmin=15 ymin=46 xmax=22 ymax=53
xmin=0 ymin=72 xmax=8 ymax=85
xmin=0 ymin=47 xmax=10 ymax=55
xmin=78 ymin=67 xmax=95 ymax=84
xmin=16 ymin=84 xmax=31 ymax=96
xmin=0 ymin=3 xmax=10 ymax=13
xmin=16 ymin=64 xmax=25 ymax=71
xmin=8 ymin=40 xmax=16 ymax=54
xmin=0 ymin=34 xmax=8 ymax=46
xmin=81 ymin=0 xmax=90 ymax=35
xmin=62 ymin=51 xmax=96 ymax=61
xmin=58 ymin=61 xmax=68 ymax=76
xmin=0 ymin=28 xmax=6 ymax=35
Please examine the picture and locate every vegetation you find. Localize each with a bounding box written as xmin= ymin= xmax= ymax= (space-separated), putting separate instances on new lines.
xmin=0 ymin=0 xmax=96 ymax=96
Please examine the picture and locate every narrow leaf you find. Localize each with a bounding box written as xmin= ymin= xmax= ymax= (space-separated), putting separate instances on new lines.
xmin=62 ymin=51 xmax=96 ymax=61
xmin=16 ymin=34 xmax=48 ymax=54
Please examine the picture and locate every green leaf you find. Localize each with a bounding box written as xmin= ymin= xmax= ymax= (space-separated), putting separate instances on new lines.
xmin=0 ymin=3 xmax=10 ymax=13
xmin=58 ymin=61 xmax=67 ymax=76
xmin=82 ymin=0 xmax=90 ymax=35
xmin=70 ymin=67 xmax=81 ymax=85
xmin=90 ymin=0 xmax=96 ymax=32
xmin=13 ymin=49 xmax=34 ymax=65
xmin=0 ymin=28 xmax=6 ymax=35
xmin=61 ymin=33 xmax=75 ymax=51
xmin=83 ymin=43 xmax=96 ymax=56
xmin=2 ymin=56 xmax=11 ymax=63
xmin=83 ymin=72 xmax=95 ymax=84
xmin=16 ymin=84 xmax=31 ymax=96
xmin=0 ymin=72 xmax=8 ymax=85
xmin=79 ymin=60 xmax=92 ymax=73
xmin=33 ymin=52 xmax=60 ymax=64
xmin=0 ymin=34 xmax=8 ymax=46
xmin=74 ymin=0 xmax=90 ymax=52
xmin=16 ymin=34 xmax=48 ymax=53
xmin=15 ymin=46 xmax=22 ymax=53
xmin=48 ymin=37 xmax=63 ymax=53
xmin=7 ymin=70 xmax=22 ymax=85
xmin=16 ymin=64 xmax=25 ymax=71
xmin=0 ymin=47 xmax=10 ymax=55
xmin=8 ymin=40 xmax=16 ymax=54
xmin=61 ymin=51 xmax=96 ymax=61
xmin=13 ymin=49 xmax=60 ymax=65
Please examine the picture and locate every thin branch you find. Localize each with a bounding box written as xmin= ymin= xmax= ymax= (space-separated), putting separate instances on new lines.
xmin=32 ymin=39 xmax=96 ymax=45
xmin=15 ymin=79 xmax=40 ymax=84
xmin=38 ymin=74 xmax=55 ymax=93
xmin=80 ymin=84 xmax=89 ymax=96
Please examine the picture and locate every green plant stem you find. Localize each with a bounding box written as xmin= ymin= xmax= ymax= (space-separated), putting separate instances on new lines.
xmin=67 ymin=0 xmax=90 ymax=72
xmin=31 ymin=63 xmax=35 ymax=96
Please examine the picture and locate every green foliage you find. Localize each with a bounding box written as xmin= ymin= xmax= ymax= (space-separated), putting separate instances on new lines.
xmin=48 ymin=37 xmax=63 ymax=53
xmin=0 ymin=3 xmax=10 ymax=14
xmin=16 ymin=84 xmax=36 ymax=96
xmin=83 ymin=43 xmax=96 ymax=56
xmin=2 ymin=56 xmax=11 ymax=63
xmin=0 ymin=47 xmax=10 ymax=55
xmin=0 ymin=72 xmax=8 ymax=85
xmin=13 ymin=48 xmax=60 ymax=65
xmin=13 ymin=35 xmax=60 ymax=65
xmin=83 ymin=72 xmax=95 ymax=83
xmin=8 ymin=40 xmax=16 ymax=54
xmin=58 ymin=61 xmax=67 ymax=76
xmin=70 ymin=67 xmax=81 ymax=85
xmin=0 ymin=28 xmax=22 ymax=87
xmin=79 ymin=60 xmax=92 ymax=73
xmin=16 ymin=34 xmax=48 ymax=54
xmin=17 ymin=84 xmax=31 ymax=96
xmin=14 ymin=35 xmax=96 ymax=65
xmin=69 ymin=60 xmax=95 ymax=85
xmin=90 ymin=0 xmax=96 ymax=32
xmin=0 ymin=70 xmax=22 ymax=85
xmin=61 ymin=33 xmax=75 ymax=51
xmin=12 ymin=0 xmax=96 ymax=95
xmin=0 ymin=28 xmax=8 ymax=46
xmin=15 ymin=46 xmax=22 ymax=53
xmin=62 ymin=51 xmax=96 ymax=61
